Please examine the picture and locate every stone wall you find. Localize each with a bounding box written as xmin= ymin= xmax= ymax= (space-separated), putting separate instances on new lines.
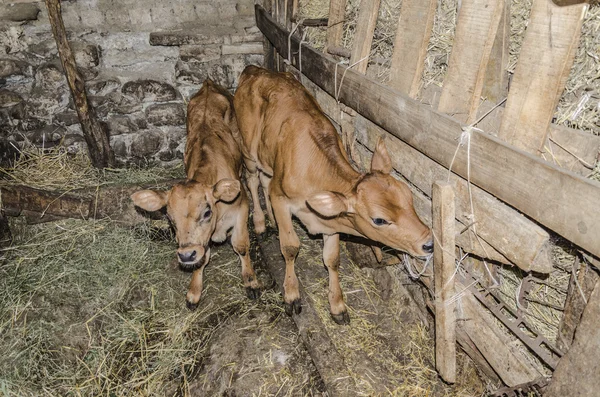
xmin=0 ymin=0 xmax=263 ymax=165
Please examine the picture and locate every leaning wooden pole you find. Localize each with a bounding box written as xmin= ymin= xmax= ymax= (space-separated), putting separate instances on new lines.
xmin=45 ymin=0 xmax=114 ymax=168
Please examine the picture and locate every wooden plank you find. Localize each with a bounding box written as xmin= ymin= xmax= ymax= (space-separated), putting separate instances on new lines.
xmin=388 ymin=0 xmax=436 ymax=98
xmin=349 ymin=0 xmax=380 ymax=74
xmin=497 ymin=0 xmax=587 ymax=155
xmin=433 ymin=181 xmax=456 ymax=383
xmin=1 ymin=184 xmax=92 ymax=219
xmin=326 ymin=0 xmax=347 ymax=51
xmin=545 ymin=278 xmax=600 ymax=397
xmin=481 ymin=0 xmax=509 ymax=104
xmin=255 ymin=4 xmax=600 ymax=259
xmin=438 ymin=0 xmax=505 ymax=124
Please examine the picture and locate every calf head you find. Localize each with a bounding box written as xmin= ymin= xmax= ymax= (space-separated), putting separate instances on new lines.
xmin=306 ymin=138 xmax=433 ymax=257
xmin=131 ymin=179 xmax=241 ymax=268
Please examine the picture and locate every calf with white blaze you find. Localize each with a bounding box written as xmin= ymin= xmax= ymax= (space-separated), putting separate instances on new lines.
xmin=131 ymin=79 xmax=260 ymax=309
xmin=234 ymin=66 xmax=433 ymax=324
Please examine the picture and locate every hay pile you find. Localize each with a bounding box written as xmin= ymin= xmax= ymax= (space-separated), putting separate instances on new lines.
xmin=294 ymin=228 xmax=485 ymax=396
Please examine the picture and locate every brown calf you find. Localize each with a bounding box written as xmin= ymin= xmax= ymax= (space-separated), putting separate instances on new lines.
xmin=234 ymin=66 xmax=432 ymax=324
xmin=131 ymin=79 xmax=260 ymax=309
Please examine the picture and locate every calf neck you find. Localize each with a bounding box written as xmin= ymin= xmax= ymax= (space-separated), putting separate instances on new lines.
xmin=234 ymin=66 xmax=432 ymax=324
xmin=131 ymin=79 xmax=260 ymax=309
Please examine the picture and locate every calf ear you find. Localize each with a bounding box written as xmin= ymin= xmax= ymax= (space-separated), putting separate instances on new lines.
xmin=306 ymin=192 xmax=352 ymax=218
xmin=213 ymin=179 xmax=241 ymax=203
xmin=371 ymin=136 xmax=393 ymax=174
xmin=131 ymin=190 xmax=168 ymax=212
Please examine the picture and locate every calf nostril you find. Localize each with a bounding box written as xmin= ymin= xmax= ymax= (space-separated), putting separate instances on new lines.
xmin=422 ymin=241 xmax=434 ymax=254
xmin=178 ymin=250 xmax=197 ymax=263
xmin=189 ymin=250 xmax=197 ymax=261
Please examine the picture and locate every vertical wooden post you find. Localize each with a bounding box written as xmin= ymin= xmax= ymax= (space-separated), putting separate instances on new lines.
xmin=349 ymin=0 xmax=380 ymax=74
xmin=497 ymin=0 xmax=587 ymax=155
xmin=45 ymin=0 xmax=114 ymax=169
xmin=326 ymin=0 xmax=347 ymax=51
xmin=388 ymin=0 xmax=436 ymax=98
xmin=433 ymin=181 xmax=456 ymax=383
xmin=481 ymin=0 xmax=510 ymax=104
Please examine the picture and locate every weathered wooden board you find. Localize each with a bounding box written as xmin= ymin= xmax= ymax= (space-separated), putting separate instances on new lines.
xmin=546 ymin=278 xmax=600 ymax=396
xmin=497 ymin=0 xmax=588 ymax=154
xmin=438 ymin=0 xmax=505 ymax=123
xmin=349 ymin=0 xmax=380 ymax=74
xmin=388 ymin=0 xmax=436 ymax=97
xmin=433 ymin=181 xmax=456 ymax=383
xmin=326 ymin=0 xmax=347 ymax=50
xmin=481 ymin=0 xmax=509 ymax=103
xmin=255 ymin=4 xmax=600 ymax=259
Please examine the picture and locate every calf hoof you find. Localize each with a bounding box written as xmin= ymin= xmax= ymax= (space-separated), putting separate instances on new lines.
xmin=284 ymin=299 xmax=302 ymax=316
xmin=330 ymin=310 xmax=350 ymax=325
xmin=246 ymin=286 xmax=261 ymax=300
xmin=186 ymin=299 xmax=199 ymax=311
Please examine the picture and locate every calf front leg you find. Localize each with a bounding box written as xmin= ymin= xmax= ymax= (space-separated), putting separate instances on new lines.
xmin=323 ymin=234 xmax=349 ymax=324
xmin=186 ymin=249 xmax=211 ymax=310
xmin=244 ymin=160 xmax=266 ymax=234
xmin=232 ymin=201 xmax=261 ymax=299
xmin=271 ymin=195 xmax=301 ymax=315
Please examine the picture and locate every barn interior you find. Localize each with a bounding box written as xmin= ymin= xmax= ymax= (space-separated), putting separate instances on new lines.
xmin=1 ymin=0 xmax=599 ymax=396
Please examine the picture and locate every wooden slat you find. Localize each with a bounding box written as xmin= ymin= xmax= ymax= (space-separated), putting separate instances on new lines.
xmin=255 ymin=4 xmax=600 ymax=259
xmin=481 ymin=0 xmax=509 ymax=103
xmin=433 ymin=181 xmax=456 ymax=383
xmin=326 ymin=0 xmax=347 ymax=50
xmin=497 ymin=0 xmax=587 ymax=155
xmin=349 ymin=0 xmax=380 ymax=74
xmin=388 ymin=0 xmax=436 ymax=98
xmin=545 ymin=278 xmax=600 ymax=396
xmin=438 ymin=0 xmax=505 ymax=123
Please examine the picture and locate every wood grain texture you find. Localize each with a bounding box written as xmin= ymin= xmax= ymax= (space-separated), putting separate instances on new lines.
xmin=255 ymin=4 xmax=600 ymax=259
xmin=326 ymin=0 xmax=347 ymax=50
xmin=433 ymin=181 xmax=456 ymax=383
xmin=349 ymin=0 xmax=380 ymax=74
xmin=388 ymin=0 xmax=436 ymax=97
xmin=438 ymin=0 xmax=505 ymax=123
xmin=498 ymin=0 xmax=587 ymax=154
xmin=481 ymin=0 xmax=510 ymax=104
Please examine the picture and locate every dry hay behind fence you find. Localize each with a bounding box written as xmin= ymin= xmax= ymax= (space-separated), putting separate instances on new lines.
xmin=297 ymin=0 xmax=600 ymax=134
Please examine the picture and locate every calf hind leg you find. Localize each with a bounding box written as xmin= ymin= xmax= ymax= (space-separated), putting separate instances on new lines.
xmin=259 ymin=172 xmax=276 ymax=228
xmin=323 ymin=234 xmax=350 ymax=324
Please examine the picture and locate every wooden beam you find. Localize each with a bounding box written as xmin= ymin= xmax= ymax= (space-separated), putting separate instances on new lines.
xmin=481 ymin=0 xmax=510 ymax=103
xmin=388 ymin=0 xmax=436 ymax=98
xmin=545 ymin=278 xmax=600 ymax=396
xmin=326 ymin=0 xmax=347 ymax=51
xmin=438 ymin=0 xmax=505 ymax=123
xmin=45 ymin=0 xmax=114 ymax=169
xmin=349 ymin=0 xmax=380 ymax=74
xmin=255 ymin=4 xmax=600 ymax=259
xmin=433 ymin=181 xmax=456 ymax=383
xmin=497 ymin=0 xmax=588 ymax=155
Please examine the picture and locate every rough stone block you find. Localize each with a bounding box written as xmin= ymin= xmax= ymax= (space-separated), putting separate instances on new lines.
xmin=54 ymin=111 xmax=79 ymax=126
xmin=146 ymin=103 xmax=185 ymax=126
xmin=62 ymin=133 xmax=87 ymax=155
xmin=176 ymin=56 xmax=249 ymax=89
xmin=111 ymin=135 xmax=129 ymax=158
xmin=180 ymin=45 xmax=221 ymax=63
xmin=30 ymin=125 xmax=66 ymax=147
xmin=230 ymin=33 xmax=263 ymax=44
xmin=107 ymin=115 xmax=139 ymax=135
xmin=122 ymin=80 xmax=178 ymax=102
xmin=34 ymin=63 xmax=67 ymax=90
xmin=88 ymin=79 xmax=121 ymax=96
xmin=0 ymin=58 xmax=32 ymax=78
xmin=150 ymin=31 xmax=225 ymax=46
xmin=0 ymin=89 xmax=23 ymax=108
xmin=0 ymin=3 xmax=40 ymax=22
xmin=222 ymin=43 xmax=264 ymax=55
xmin=131 ymin=130 xmax=163 ymax=157
xmin=72 ymin=42 xmax=100 ymax=68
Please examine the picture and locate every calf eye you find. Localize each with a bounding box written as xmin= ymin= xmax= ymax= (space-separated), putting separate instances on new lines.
xmin=372 ymin=217 xmax=389 ymax=226
xmin=202 ymin=208 xmax=212 ymax=221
